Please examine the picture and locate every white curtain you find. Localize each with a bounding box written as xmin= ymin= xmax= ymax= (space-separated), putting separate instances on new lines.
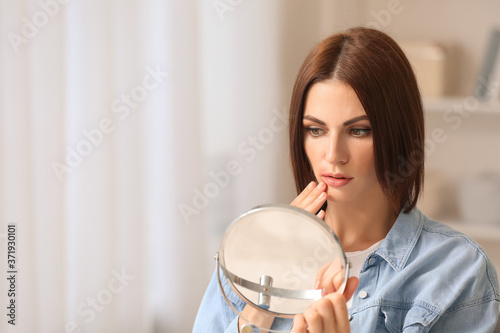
xmin=0 ymin=1 xmax=353 ymax=332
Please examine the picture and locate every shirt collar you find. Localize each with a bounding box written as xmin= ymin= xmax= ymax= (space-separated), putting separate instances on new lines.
xmin=373 ymin=207 xmax=424 ymax=272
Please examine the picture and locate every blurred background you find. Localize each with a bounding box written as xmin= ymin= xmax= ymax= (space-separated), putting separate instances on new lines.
xmin=0 ymin=0 xmax=499 ymax=332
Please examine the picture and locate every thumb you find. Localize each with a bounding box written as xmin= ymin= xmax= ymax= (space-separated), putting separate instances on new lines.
xmin=342 ymin=277 xmax=359 ymax=302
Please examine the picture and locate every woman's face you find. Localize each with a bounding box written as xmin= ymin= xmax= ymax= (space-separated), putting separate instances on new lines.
xmin=303 ymin=81 xmax=382 ymax=205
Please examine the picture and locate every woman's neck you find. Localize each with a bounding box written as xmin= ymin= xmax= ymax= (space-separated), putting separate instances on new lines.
xmin=324 ymin=195 xmax=398 ymax=252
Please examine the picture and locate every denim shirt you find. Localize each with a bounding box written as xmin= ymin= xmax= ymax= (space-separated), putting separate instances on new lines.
xmin=193 ymin=208 xmax=500 ymax=332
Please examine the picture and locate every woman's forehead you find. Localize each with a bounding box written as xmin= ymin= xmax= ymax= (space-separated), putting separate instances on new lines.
xmin=303 ymin=81 xmax=367 ymax=122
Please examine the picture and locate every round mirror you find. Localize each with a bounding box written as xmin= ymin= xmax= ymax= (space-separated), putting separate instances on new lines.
xmin=216 ymin=204 xmax=349 ymax=329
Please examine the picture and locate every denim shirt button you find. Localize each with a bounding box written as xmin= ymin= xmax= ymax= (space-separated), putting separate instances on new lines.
xmin=358 ymin=290 xmax=368 ymax=299
xmin=368 ymin=257 xmax=376 ymax=265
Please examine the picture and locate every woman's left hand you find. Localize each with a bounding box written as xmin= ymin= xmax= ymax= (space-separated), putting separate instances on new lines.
xmin=290 ymin=181 xmax=328 ymax=219
xmin=292 ymin=277 xmax=359 ymax=333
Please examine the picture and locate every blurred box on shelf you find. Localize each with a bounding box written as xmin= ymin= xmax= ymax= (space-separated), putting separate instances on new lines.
xmin=399 ymin=41 xmax=448 ymax=98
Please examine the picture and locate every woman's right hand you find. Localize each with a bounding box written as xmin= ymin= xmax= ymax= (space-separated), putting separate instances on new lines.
xmin=292 ymin=277 xmax=359 ymax=333
xmin=290 ymin=181 xmax=328 ymax=219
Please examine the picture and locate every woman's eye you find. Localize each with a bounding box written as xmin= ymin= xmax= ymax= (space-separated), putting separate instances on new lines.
xmin=305 ymin=127 xmax=324 ymax=137
xmin=350 ymin=128 xmax=372 ymax=137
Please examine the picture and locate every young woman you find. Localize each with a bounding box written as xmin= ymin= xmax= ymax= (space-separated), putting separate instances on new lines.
xmin=193 ymin=27 xmax=500 ymax=332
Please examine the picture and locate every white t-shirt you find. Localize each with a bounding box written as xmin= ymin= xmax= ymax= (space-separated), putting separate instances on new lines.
xmin=345 ymin=239 xmax=384 ymax=308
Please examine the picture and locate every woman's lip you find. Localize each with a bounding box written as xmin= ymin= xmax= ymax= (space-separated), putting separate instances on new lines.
xmin=323 ymin=173 xmax=352 ymax=179
xmin=322 ymin=176 xmax=352 ymax=187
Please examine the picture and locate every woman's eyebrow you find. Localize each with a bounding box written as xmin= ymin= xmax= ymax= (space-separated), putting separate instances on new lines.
xmin=343 ymin=115 xmax=369 ymax=126
xmin=303 ymin=115 xmax=369 ymax=126
xmin=303 ymin=115 xmax=326 ymax=125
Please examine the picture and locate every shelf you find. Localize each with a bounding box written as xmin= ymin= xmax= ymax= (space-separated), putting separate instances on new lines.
xmin=441 ymin=220 xmax=500 ymax=242
xmin=423 ymin=97 xmax=500 ymax=114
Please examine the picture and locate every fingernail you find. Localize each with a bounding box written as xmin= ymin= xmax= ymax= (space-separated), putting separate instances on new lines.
xmin=307 ymin=181 xmax=315 ymax=190
xmin=314 ymin=280 xmax=320 ymax=289
xmin=321 ymin=288 xmax=326 ymax=297
xmin=319 ymin=192 xmax=326 ymax=199
xmin=318 ymin=182 xmax=326 ymax=190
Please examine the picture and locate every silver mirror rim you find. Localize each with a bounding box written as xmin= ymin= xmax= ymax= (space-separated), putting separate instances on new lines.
xmin=217 ymin=204 xmax=350 ymax=318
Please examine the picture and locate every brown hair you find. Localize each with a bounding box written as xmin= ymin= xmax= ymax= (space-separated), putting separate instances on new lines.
xmin=289 ymin=27 xmax=424 ymax=214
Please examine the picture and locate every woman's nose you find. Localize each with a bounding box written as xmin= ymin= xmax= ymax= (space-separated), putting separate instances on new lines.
xmin=326 ymin=134 xmax=349 ymax=165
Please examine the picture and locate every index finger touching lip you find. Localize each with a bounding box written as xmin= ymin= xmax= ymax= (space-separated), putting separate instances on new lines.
xmin=300 ymin=181 xmax=327 ymax=207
